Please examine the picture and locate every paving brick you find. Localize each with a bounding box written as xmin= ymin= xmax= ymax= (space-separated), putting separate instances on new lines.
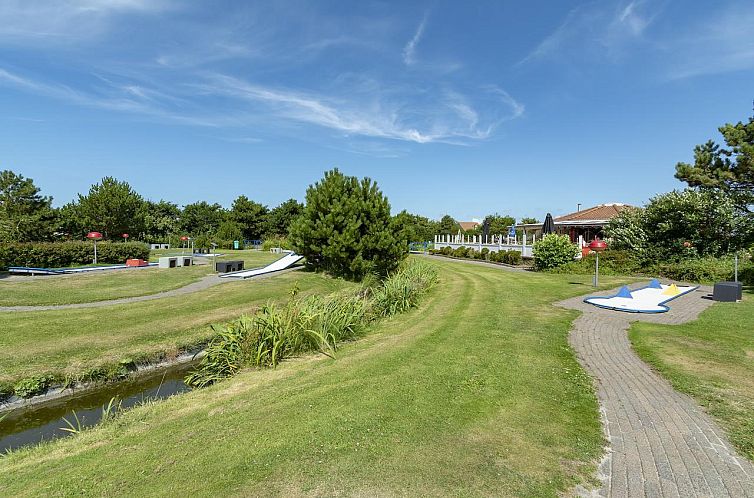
xmin=558 ymin=284 xmax=754 ymax=497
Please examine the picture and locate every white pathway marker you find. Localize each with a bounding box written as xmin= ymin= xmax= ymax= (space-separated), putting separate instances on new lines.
xmin=219 ymin=252 xmax=304 ymax=279
xmin=584 ymin=280 xmax=698 ymax=313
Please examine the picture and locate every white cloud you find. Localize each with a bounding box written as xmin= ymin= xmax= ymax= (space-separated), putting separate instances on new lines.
xmin=517 ymin=0 xmax=660 ymax=65
xmin=200 ymin=74 xmax=524 ymax=144
xmin=0 ymin=0 xmax=172 ymax=41
xmin=402 ymin=16 xmax=427 ymax=66
xmin=664 ymin=5 xmax=754 ymax=79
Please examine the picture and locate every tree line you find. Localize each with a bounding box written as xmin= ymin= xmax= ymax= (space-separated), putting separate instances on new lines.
xmin=0 ymin=170 xmax=527 ymax=248
xmin=0 ymin=173 xmax=304 ymax=247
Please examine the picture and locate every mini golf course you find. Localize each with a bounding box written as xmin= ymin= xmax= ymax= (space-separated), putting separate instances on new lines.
xmin=584 ymin=279 xmax=697 ymax=313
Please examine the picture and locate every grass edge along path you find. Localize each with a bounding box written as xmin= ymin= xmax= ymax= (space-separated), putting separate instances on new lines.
xmin=0 ymin=251 xmax=280 ymax=306
xmin=0 ymin=271 xmax=351 ymax=395
xmin=0 ymin=260 xmax=632 ymax=496
xmin=629 ymin=290 xmax=754 ymax=462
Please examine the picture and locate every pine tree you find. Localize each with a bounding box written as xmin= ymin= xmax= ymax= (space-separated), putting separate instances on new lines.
xmin=675 ymin=108 xmax=754 ymax=211
xmin=290 ymin=169 xmax=405 ymax=279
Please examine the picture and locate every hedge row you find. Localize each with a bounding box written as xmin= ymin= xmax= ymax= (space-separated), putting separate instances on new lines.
xmin=0 ymin=241 xmax=150 ymax=270
xmin=430 ymin=246 xmax=523 ymax=265
xmin=550 ymin=249 xmax=753 ymax=285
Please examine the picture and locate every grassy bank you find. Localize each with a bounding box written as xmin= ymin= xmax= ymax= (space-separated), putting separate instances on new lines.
xmin=0 ymin=251 xmax=279 ymax=306
xmin=0 ymin=270 xmax=351 ymax=389
xmin=630 ymin=288 xmax=754 ymax=461
xmin=1 ymin=259 xmax=631 ymax=496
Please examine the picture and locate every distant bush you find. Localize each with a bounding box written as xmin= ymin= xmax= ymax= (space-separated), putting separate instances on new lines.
xmin=549 ymin=250 xmax=754 ymax=284
xmin=533 ymin=234 xmax=578 ymax=270
xmin=0 ymin=241 xmax=150 ymax=270
xmin=504 ymin=250 xmax=522 ymax=265
xmin=452 ymin=246 xmax=468 ymax=258
xmin=261 ymin=236 xmax=290 ymax=251
xmin=651 ymin=256 xmax=753 ymax=284
xmin=549 ymin=249 xmax=642 ymax=276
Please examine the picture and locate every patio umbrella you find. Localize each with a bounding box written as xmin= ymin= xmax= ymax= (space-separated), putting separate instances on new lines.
xmin=542 ymin=213 xmax=556 ymax=235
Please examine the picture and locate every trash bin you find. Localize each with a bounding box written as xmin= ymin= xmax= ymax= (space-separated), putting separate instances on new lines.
xmin=216 ymin=260 xmax=244 ymax=273
xmin=713 ymin=281 xmax=742 ymax=302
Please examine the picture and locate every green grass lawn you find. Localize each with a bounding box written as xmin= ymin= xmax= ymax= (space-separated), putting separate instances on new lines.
xmin=630 ymin=288 xmax=754 ymax=461
xmin=0 ymin=250 xmax=279 ymax=306
xmin=0 ymin=260 xmax=632 ymax=496
xmin=0 ymin=270 xmax=350 ymax=386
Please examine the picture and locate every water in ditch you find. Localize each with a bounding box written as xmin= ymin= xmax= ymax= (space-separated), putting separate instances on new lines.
xmin=0 ymin=361 xmax=197 ymax=453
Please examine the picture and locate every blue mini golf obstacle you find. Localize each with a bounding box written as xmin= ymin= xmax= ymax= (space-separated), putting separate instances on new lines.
xmin=584 ymin=280 xmax=698 ymax=313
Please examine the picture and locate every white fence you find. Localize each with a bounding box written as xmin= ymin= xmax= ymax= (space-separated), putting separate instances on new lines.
xmin=434 ymin=234 xmax=535 ymax=258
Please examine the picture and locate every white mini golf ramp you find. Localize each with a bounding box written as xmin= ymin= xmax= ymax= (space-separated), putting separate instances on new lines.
xmin=219 ymin=252 xmax=304 ymax=279
xmin=584 ymin=279 xmax=698 ymax=313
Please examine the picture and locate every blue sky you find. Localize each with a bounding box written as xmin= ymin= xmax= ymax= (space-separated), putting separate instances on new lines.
xmin=1 ymin=0 xmax=753 ymax=221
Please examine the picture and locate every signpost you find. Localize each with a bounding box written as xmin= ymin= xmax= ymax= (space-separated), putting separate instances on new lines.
xmin=86 ymin=231 xmax=103 ymax=264
xmin=589 ymin=238 xmax=607 ymax=287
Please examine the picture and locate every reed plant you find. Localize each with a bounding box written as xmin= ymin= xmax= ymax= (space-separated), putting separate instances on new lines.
xmin=186 ymin=259 xmax=437 ymax=387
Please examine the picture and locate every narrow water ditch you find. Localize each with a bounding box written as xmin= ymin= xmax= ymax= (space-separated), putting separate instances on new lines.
xmin=0 ymin=360 xmax=197 ymax=453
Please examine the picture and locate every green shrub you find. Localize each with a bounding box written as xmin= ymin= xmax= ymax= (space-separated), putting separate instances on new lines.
xmin=0 ymin=241 xmax=149 ymax=270
xmin=549 ymin=249 xmax=642 ymax=276
xmin=533 ymin=234 xmax=578 ymax=270
xmin=440 ymin=246 xmax=452 ymax=256
xmin=261 ymin=236 xmax=290 ymax=251
xmin=13 ymin=375 xmax=54 ymax=398
xmin=505 ymin=250 xmax=522 ymax=265
xmin=481 ymin=248 xmax=489 ymax=260
xmin=452 ymin=246 xmax=468 ymax=258
xmin=651 ymin=256 xmax=753 ymax=284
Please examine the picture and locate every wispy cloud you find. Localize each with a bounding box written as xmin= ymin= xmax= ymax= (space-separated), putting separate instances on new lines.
xmin=199 ymin=73 xmax=522 ymax=144
xmin=0 ymin=65 xmax=524 ymax=146
xmin=664 ymin=4 xmax=754 ymax=80
xmin=517 ymin=0 xmax=660 ymax=66
xmin=402 ymin=15 xmax=427 ymax=66
xmin=0 ymin=0 xmax=172 ymax=41
xmin=0 ymin=3 xmax=526 ymax=152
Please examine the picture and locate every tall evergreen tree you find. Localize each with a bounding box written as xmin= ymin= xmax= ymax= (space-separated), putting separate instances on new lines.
xmin=437 ymin=214 xmax=461 ymax=234
xmin=264 ymin=198 xmax=303 ymax=237
xmin=76 ymin=177 xmax=145 ymax=240
xmin=230 ymin=195 xmax=268 ymax=240
xmin=0 ymin=170 xmax=56 ymax=242
xmin=181 ymin=201 xmax=226 ymax=236
xmin=141 ymin=200 xmax=180 ymax=243
xmin=675 ymin=108 xmax=754 ymax=211
xmin=290 ymin=168 xmax=405 ymax=279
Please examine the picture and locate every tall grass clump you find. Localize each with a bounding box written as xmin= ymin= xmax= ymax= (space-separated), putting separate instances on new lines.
xmin=371 ymin=259 xmax=438 ymax=317
xmin=186 ymin=259 xmax=437 ymax=387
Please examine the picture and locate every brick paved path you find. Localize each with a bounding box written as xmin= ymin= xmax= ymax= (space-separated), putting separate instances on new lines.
xmin=558 ymin=286 xmax=754 ymax=497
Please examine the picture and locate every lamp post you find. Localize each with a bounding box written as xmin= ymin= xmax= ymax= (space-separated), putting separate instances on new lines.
xmin=87 ymin=231 xmax=103 ymax=265
xmin=589 ymin=238 xmax=607 ymax=287
xmin=122 ymin=233 xmax=129 ymax=243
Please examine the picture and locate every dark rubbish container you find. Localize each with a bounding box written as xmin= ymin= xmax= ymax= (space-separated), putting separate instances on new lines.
xmin=216 ymin=260 xmax=244 ymax=273
xmin=713 ymin=281 xmax=742 ymax=302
